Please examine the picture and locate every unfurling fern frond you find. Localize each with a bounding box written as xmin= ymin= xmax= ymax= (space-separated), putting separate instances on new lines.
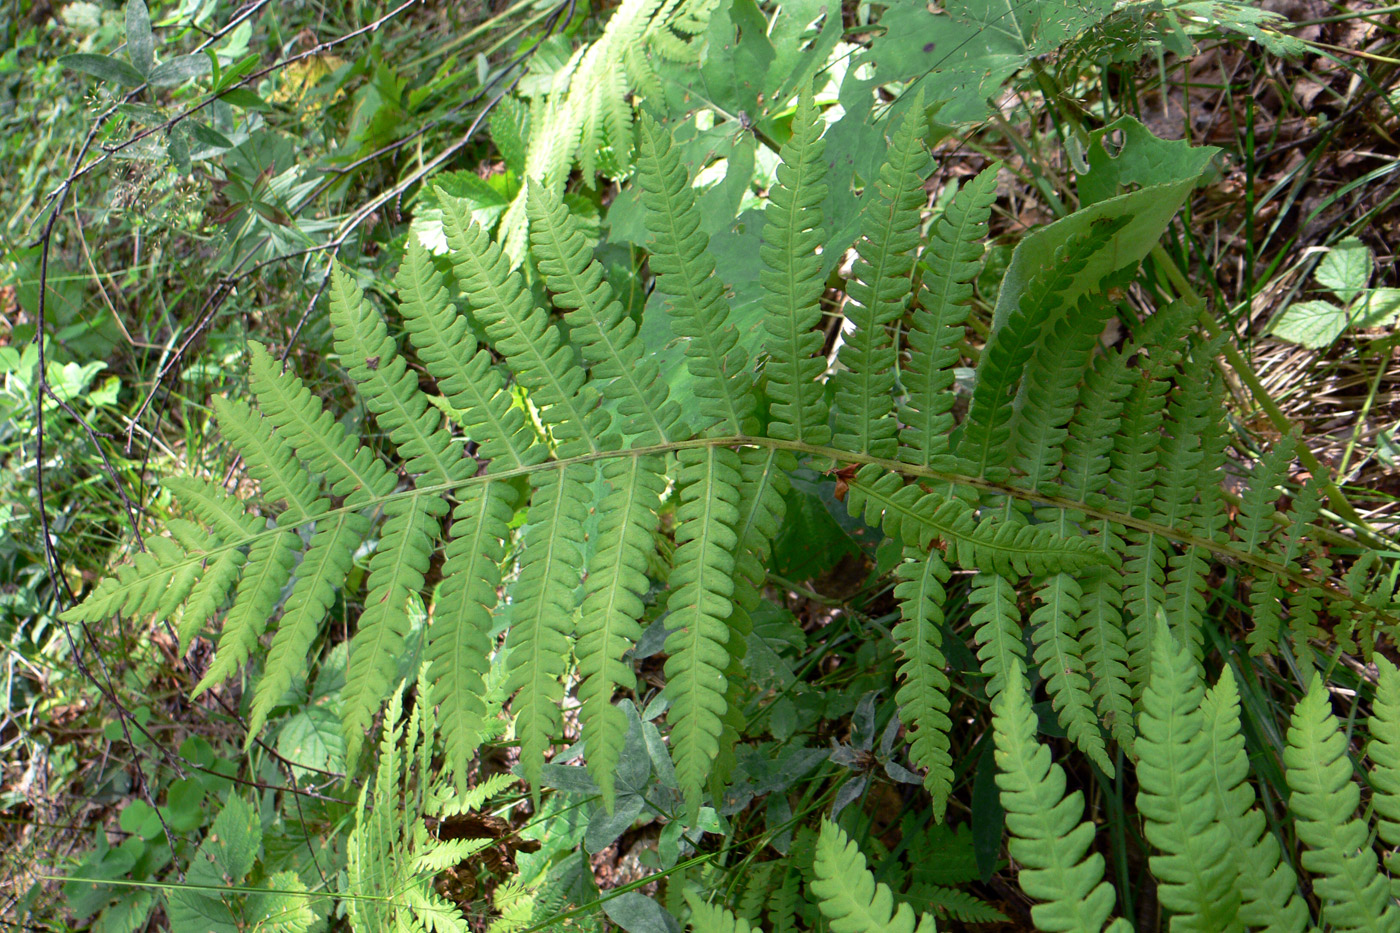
xmin=1285 ymin=674 xmax=1398 ymax=932
xmin=900 ymin=164 xmax=998 ymax=470
xmin=760 ymin=88 xmax=831 ymax=447
xmin=812 ymin=821 xmax=937 ymax=933
xmin=665 ymin=446 xmax=742 ymax=819
xmin=1134 ymin=624 xmax=1242 ymax=932
xmin=991 ymin=660 xmax=1119 ymax=932
xmin=636 ymin=114 xmax=756 ymax=436
xmin=830 ymin=93 xmax=929 ymax=460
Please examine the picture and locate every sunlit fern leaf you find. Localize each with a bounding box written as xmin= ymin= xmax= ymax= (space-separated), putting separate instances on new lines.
xmin=344 ymin=492 xmax=446 ymax=754
xmin=900 ymin=163 xmax=998 ymax=470
xmin=991 ymin=659 xmax=1119 ymax=933
xmin=1371 ymin=658 xmax=1400 ymax=883
xmin=505 ymin=465 xmax=592 ymax=794
xmin=578 ymin=454 xmax=665 ymax=807
xmin=194 ymin=530 xmax=301 ymax=696
xmin=1031 ymin=573 xmax=1112 ymax=775
xmin=161 ymin=476 xmax=259 ymax=650
xmin=329 ymin=264 xmax=471 ymax=487
xmin=812 ymin=821 xmax=937 ymax=933
xmin=687 ymin=890 xmax=764 ymax=933
xmin=394 ymin=239 xmax=545 ymax=472
xmin=247 ymin=343 xmax=395 ymax=508
xmin=527 ymin=182 xmax=680 ymax=446
xmin=957 ymin=217 xmax=1128 ymax=482
xmin=442 ymin=200 xmax=610 ymax=458
xmin=892 ymin=548 xmax=954 ymax=818
xmin=636 ymin=114 xmax=757 ymax=436
xmin=665 ymin=446 xmax=742 ymax=819
xmin=843 ymin=464 xmax=1106 ymax=577
xmin=1201 ymin=666 xmax=1309 ymax=932
xmin=970 ymin=572 xmax=1026 ymax=702
xmin=248 ymin=510 xmax=370 ymax=739
xmin=831 ymin=92 xmax=930 ymax=460
xmin=427 ymin=482 xmax=517 ymax=789
xmin=60 ymin=524 xmax=211 ymax=625
xmin=1135 ymin=624 xmax=1242 ymax=932
xmin=210 ymin=397 xmax=324 ymax=522
xmin=1285 ymin=674 xmax=1400 ymax=932
xmin=760 ymin=87 xmax=831 ymax=447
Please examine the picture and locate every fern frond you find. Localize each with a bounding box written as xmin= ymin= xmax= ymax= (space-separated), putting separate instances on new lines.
xmin=178 ymin=547 xmax=245 ymax=652
xmin=905 ymin=885 xmax=1007 ymax=925
xmin=527 ymin=183 xmax=680 ymax=446
xmin=195 ymin=530 xmax=301 ymax=695
xmin=1201 ymin=666 xmax=1309 ymax=932
xmin=1234 ymin=441 xmax=1293 ymax=556
xmin=329 ymin=265 xmax=470 ymax=487
xmin=1370 ymin=658 xmax=1400 ymax=872
xmin=428 ymin=483 xmax=517 ymax=785
xmin=344 ymin=492 xmax=447 ymax=753
xmin=636 ymin=114 xmax=756 ymax=435
xmin=991 ymin=660 xmax=1118 ymax=932
xmin=577 ymin=454 xmax=665 ymax=806
xmin=900 ymin=164 xmax=998 ymax=469
xmin=1285 ymin=674 xmax=1398 ymax=932
xmin=687 ymin=891 xmax=764 ymax=933
xmin=442 ymin=201 xmax=611 ymax=458
xmin=664 ymin=446 xmax=743 ymax=819
xmin=1077 ymin=569 xmax=1135 ymax=752
xmin=249 ymin=510 xmax=370 ymax=738
xmin=957 ymin=219 xmax=1126 ymax=482
xmin=1011 ymin=295 xmax=1114 ymax=493
xmin=504 ymin=465 xmax=592 ymax=792
xmin=831 ymin=95 xmax=929 ymax=460
xmin=248 ymin=343 xmax=395 ymax=508
xmin=1031 ymin=573 xmax=1112 ymax=775
xmin=969 ymin=572 xmax=1026 ymax=702
xmin=1135 ymin=624 xmax=1242 ymax=931
xmin=812 ymin=821 xmax=936 ymax=933
xmin=395 ymin=240 xmax=545 ymax=472
xmin=163 ymin=475 xmax=262 ymax=544
xmin=843 ymin=464 xmax=1105 ymax=576
xmin=892 ymin=548 xmax=954 ymax=817
xmin=760 ymin=89 xmax=831 ymax=447
xmin=62 ymin=523 xmax=214 ymax=624
xmin=211 ymin=397 xmax=324 ymax=522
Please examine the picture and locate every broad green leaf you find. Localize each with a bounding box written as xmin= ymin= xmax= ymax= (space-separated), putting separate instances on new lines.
xmin=1315 ymin=237 xmax=1371 ymax=305
xmin=60 ymin=53 xmax=147 ymax=87
xmin=149 ymin=53 xmax=213 ymax=87
xmin=603 ymin=892 xmax=680 ymax=933
xmin=125 ymin=0 xmax=153 ymax=75
xmin=277 ymin=707 xmax=347 ymax=778
xmin=1077 ymin=116 xmax=1220 ymax=205
xmin=1269 ymin=300 xmax=1348 ymax=349
xmin=1357 ymin=288 xmax=1400 ymax=328
xmin=992 ymin=178 xmax=1209 ymax=331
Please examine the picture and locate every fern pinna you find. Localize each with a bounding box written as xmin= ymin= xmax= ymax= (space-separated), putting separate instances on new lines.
xmin=70 ymin=88 xmax=1373 ymax=895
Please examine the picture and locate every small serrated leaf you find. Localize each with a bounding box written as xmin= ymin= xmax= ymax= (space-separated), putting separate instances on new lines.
xmin=1315 ymin=237 xmax=1371 ymax=305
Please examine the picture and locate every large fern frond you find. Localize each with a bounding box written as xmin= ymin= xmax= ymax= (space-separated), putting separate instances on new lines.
xmin=812 ymin=821 xmax=937 ymax=933
xmin=577 ymin=454 xmax=665 ymax=806
xmin=527 ymin=183 xmax=680 ymax=446
xmin=636 ymin=114 xmax=757 ymax=436
xmin=760 ymin=89 xmax=831 ymax=447
xmin=991 ymin=660 xmax=1119 ymax=932
xmin=1285 ymin=674 xmax=1398 ymax=932
xmin=1134 ymin=624 xmax=1242 ymax=931
xmin=899 ymin=164 xmax=998 ymax=469
xmin=504 ymin=465 xmax=592 ymax=792
xmin=830 ymin=95 xmax=929 ymax=459
xmin=443 ymin=200 xmax=611 ymax=458
xmin=664 ymin=446 xmax=742 ymax=818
